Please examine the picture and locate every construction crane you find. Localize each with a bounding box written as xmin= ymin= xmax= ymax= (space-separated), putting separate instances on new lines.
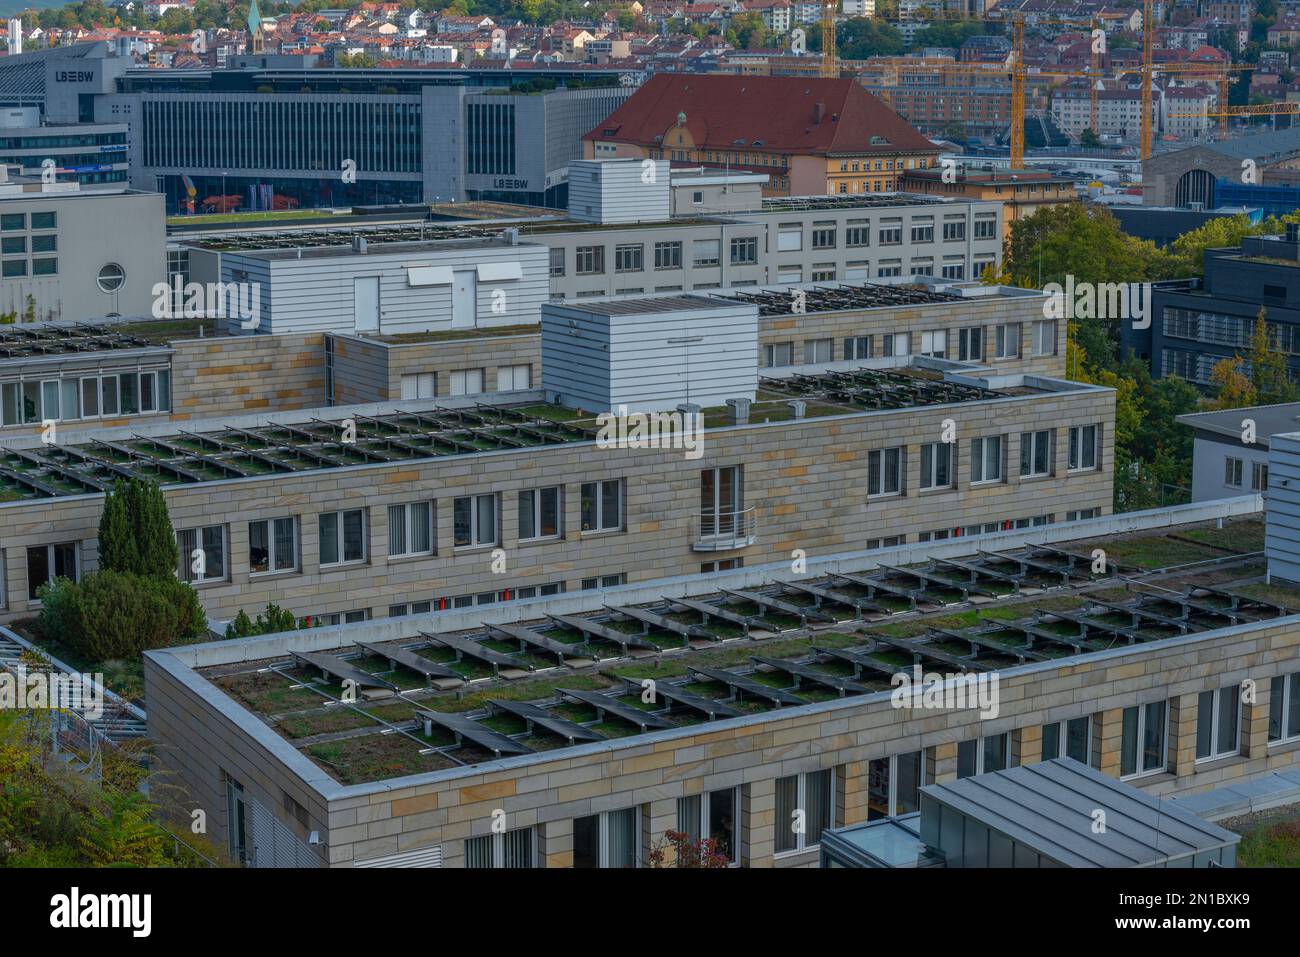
xmin=820 ymin=1 xmax=838 ymax=77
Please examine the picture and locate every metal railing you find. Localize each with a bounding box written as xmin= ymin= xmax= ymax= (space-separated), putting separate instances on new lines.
xmin=693 ymin=506 xmax=758 ymax=551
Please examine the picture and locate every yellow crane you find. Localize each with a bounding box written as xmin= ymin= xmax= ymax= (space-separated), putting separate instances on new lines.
xmin=821 ymin=0 xmax=838 ymax=77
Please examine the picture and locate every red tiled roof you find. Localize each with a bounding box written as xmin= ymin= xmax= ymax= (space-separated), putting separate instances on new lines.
xmin=581 ymin=73 xmax=936 ymax=155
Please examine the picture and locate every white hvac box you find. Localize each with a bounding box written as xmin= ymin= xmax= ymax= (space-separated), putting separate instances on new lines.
xmin=568 ymin=158 xmax=670 ymax=224
xmin=541 ymin=295 xmax=758 ymax=413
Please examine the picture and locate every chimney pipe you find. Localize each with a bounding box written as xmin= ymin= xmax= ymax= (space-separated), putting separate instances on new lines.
xmin=726 ymin=397 xmax=751 ymax=425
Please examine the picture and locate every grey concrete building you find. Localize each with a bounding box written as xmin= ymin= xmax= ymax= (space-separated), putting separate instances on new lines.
xmin=1176 ymin=403 xmax=1292 ymax=502
xmin=0 ymin=173 xmax=164 ymax=321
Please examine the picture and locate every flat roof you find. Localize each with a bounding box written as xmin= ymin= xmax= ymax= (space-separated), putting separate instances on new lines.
xmin=1176 ymin=402 xmax=1300 ymax=446
xmin=759 ymin=193 xmax=957 ymax=212
xmin=0 ymin=368 xmax=1054 ymax=501
xmin=0 ymin=322 xmax=169 ymax=361
xmin=187 ymin=516 xmax=1283 ymax=785
xmin=922 ymin=758 xmax=1240 ymax=867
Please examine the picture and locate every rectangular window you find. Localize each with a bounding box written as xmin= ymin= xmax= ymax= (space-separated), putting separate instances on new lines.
xmin=1020 ymin=430 xmax=1052 ymax=477
xmin=846 ymin=225 xmax=870 ymax=247
xmin=844 ymin=335 xmax=872 ymax=360
xmin=319 ymin=509 xmax=366 ymax=566
xmin=1225 ymin=457 xmax=1243 ymax=488
xmin=957 ymin=733 xmax=1012 ymax=778
xmin=654 ymin=241 xmax=682 ymax=269
xmin=803 ymin=338 xmax=833 ymax=363
xmin=388 ymin=502 xmax=433 ymax=557
xmin=867 ymin=446 xmax=903 ymax=496
xmin=454 ymin=494 xmax=498 ymax=548
xmin=614 ymin=243 xmax=643 ymax=273
xmin=943 ymin=220 xmax=966 ymax=241
xmin=958 ymin=327 xmax=983 ymax=362
xmin=941 ymin=262 xmax=964 ymax=280
xmin=496 ymin=364 xmax=530 ymax=391
xmin=30 ymin=211 xmax=55 ymax=230
xmin=971 ymin=435 xmax=1003 ymax=484
xmin=1121 ymin=700 xmax=1168 ymax=778
xmin=1196 ymin=686 xmax=1241 ymax=761
xmin=177 ymin=525 xmax=226 ymax=583
xmin=811 ymin=227 xmax=836 ymax=249
xmin=26 ymin=542 xmax=78 ymax=601
xmin=692 ymin=239 xmax=720 ymax=267
xmin=777 ymin=228 xmax=803 ymax=252
xmin=1068 ymin=425 xmax=1099 ymax=471
xmin=911 ymin=222 xmax=934 ymax=243
xmin=920 ymin=442 xmax=954 ymax=490
xmin=400 ymin=372 xmax=436 ymax=400
xmin=575 ymin=245 xmax=605 ymax=275
xmin=581 ymin=480 xmax=622 ymax=532
xmin=1252 ymin=461 xmax=1269 ymax=492
xmin=879 ymin=223 xmax=902 ymax=245
xmin=1032 ymin=319 xmax=1057 ymax=356
xmin=449 ymin=369 xmax=484 ymax=396
xmin=675 ymin=787 xmax=739 ymax=865
xmin=774 ymin=769 xmax=834 ymax=854
xmin=465 ymin=827 xmax=535 ymax=868
xmin=867 ymin=750 xmax=929 ymax=819
xmin=0 ymin=213 xmax=24 ymax=231
xmin=919 ymin=330 xmax=946 ymax=358
xmin=882 ymin=332 xmax=909 ymax=357
xmin=1041 ymin=716 xmax=1091 ymax=765
xmin=249 ymin=517 xmax=297 ymax=574
xmin=549 ymin=246 xmax=565 ymax=276
xmin=1268 ymin=672 xmax=1300 ymax=743
xmin=993 ymin=323 xmax=1020 ymax=359
xmin=974 ymin=217 xmax=998 ymax=240
xmin=519 ymin=486 xmax=561 ymax=541
xmin=763 ymin=342 xmax=794 ymax=367
xmin=573 ymin=807 xmax=639 ymax=869
xmin=729 ymin=237 xmax=758 ymax=264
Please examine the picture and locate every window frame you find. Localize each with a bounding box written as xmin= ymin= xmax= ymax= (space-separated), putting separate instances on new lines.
xmin=518 ymin=485 xmax=563 ymax=542
xmin=453 ymin=493 xmax=499 ymax=549
xmin=248 ymin=517 xmax=298 ymax=575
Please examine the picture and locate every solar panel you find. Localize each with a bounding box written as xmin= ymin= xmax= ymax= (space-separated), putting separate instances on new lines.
xmin=290 ymin=651 xmax=398 ymax=692
xmin=415 ymin=708 xmax=534 ymax=757
xmin=557 ymin=688 xmax=673 ymax=731
xmin=354 ymin=641 xmax=460 ymax=684
xmin=686 ymin=665 xmax=807 ymax=707
xmin=488 ymin=699 xmax=606 ymax=744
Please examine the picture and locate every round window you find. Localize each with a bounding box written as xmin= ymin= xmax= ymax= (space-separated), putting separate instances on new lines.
xmin=97 ymin=263 xmax=125 ymax=293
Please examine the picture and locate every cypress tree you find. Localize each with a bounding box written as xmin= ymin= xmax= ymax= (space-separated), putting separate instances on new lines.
xmin=137 ymin=480 xmax=179 ymax=579
xmin=96 ymin=480 xmax=139 ymax=575
xmin=97 ymin=479 xmax=177 ymax=578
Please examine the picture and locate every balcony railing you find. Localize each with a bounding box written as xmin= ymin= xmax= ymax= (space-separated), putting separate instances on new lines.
xmin=693 ymin=506 xmax=757 ymax=552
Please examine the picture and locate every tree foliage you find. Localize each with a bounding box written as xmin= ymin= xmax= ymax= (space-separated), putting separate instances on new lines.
xmin=38 ymin=571 xmax=206 ymax=661
xmin=97 ymin=478 xmax=177 ymax=580
xmin=0 ymin=708 xmax=223 ymax=867
xmin=225 ymin=602 xmax=301 ymax=639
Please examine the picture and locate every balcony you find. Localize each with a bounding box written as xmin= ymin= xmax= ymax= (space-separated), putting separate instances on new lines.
xmin=692 ymin=507 xmax=757 ymax=552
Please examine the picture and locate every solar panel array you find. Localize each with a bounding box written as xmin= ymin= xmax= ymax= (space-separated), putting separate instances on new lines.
xmin=227 ymin=543 xmax=1285 ymax=777
xmin=760 ymin=367 xmax=1006 ymax=409
xmin=0 ymin=323 xmax=160 ymax=360
xmin=0 ymin=404 xmax=594 ymax=501
xmin=715 ymin=282 xmax=963 ymax=316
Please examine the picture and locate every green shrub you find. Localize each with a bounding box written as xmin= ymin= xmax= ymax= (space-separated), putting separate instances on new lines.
xmin=37 ymin=571 xmax=207 ymax=661
xmin=224 ymin=602 xmax=298 ymax=639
